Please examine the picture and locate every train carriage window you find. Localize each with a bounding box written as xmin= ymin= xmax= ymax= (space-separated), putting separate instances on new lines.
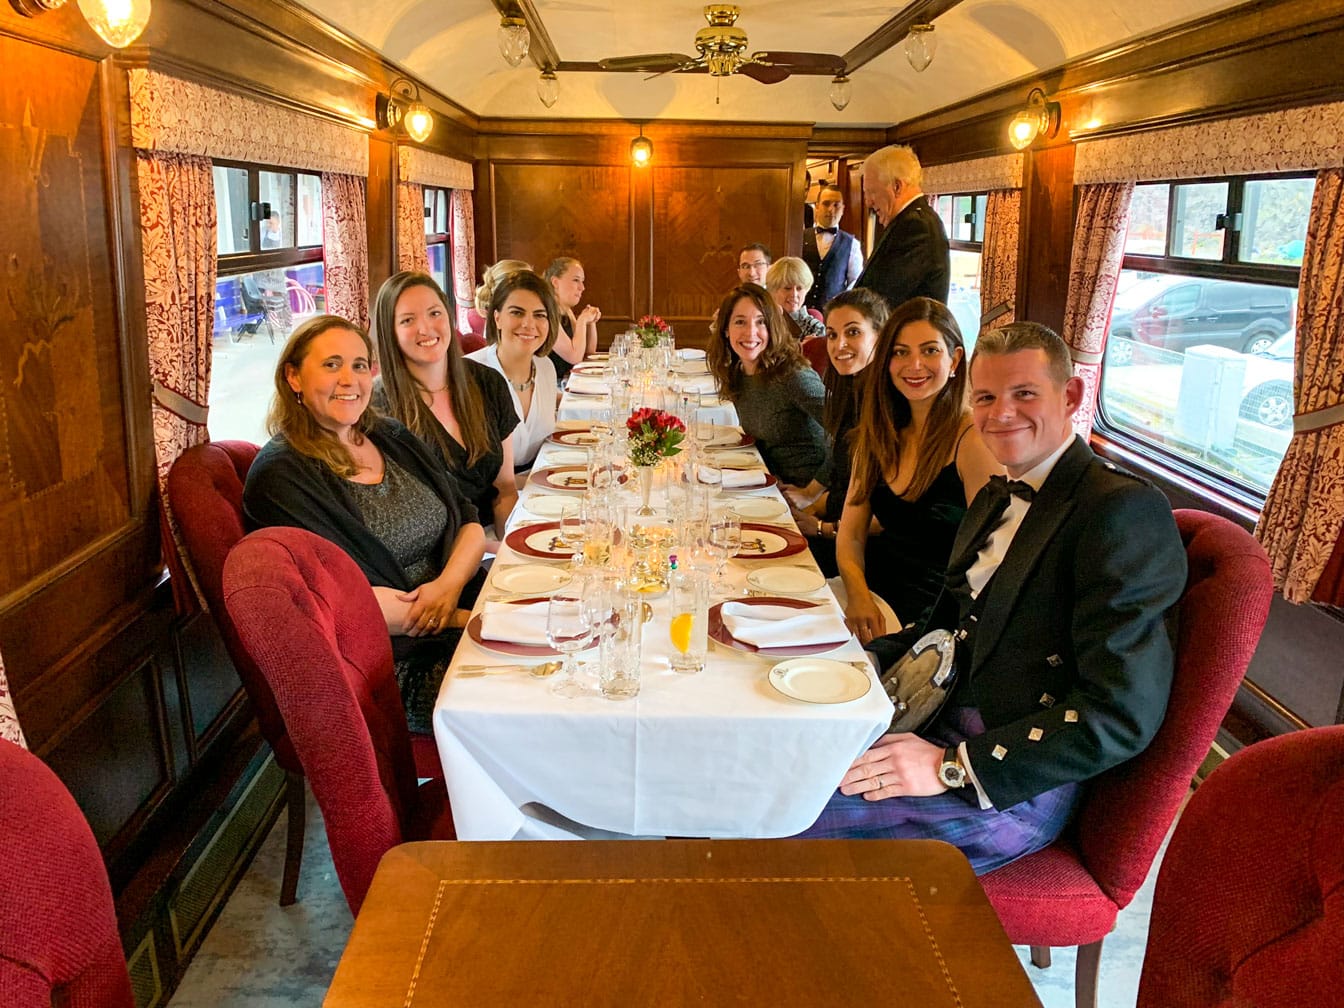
xmin=1097 ymin=172 xmax=1312 ymax=504
xmin=932 ymin=190 xmax=987 ymax=350
xmin=423 ymin=186 xmax=453 ymax=296
xmin=209 ymin=161 xmax=326 ymax=444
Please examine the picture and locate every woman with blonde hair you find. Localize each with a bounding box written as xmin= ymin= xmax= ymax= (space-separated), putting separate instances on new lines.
xmin=836 ymin=297 xmax=1000 ymax=641
xmin=544 ymin=256 xmax=602 ymax=379
xmin=706 ymin=284 xmax=828 ymax=487
xmin=370 ymin=271 xmax=519 ymax=553
xmin=765 ymin=256 xmax=826 ymax=340
xmin=467 ymin=270 xmax=562 ymax=479
xmin=243 ymin=314 xmax=486 ymax=731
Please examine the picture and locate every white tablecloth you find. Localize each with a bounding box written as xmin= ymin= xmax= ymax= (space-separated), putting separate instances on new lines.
xmin=436 ymin=437 xmax=895 ymax=840
xmin=556 ymin=384 xmax=738 ymax=427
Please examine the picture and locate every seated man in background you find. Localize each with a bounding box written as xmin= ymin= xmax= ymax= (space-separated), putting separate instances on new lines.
xmin=796 ymin=321 xmax=1187 ymax=875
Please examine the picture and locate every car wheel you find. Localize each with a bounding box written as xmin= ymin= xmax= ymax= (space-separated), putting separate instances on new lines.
xmin=1243 ymin=331 xmax=1277 ymax=355
xmin=1106 ymin=337 xmax=1134 ymax=366
xmin=1241 ymin=381 xmax=1293 ymax=430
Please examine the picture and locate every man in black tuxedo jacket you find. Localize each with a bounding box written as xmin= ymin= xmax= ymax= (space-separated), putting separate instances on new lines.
xmin=802 ymin=185 xmax=863 ymax=313
xmin=797 ymin=322 xmax=1187 ymax=874
xmin=852 ymin=145 xmax=949 ymax=310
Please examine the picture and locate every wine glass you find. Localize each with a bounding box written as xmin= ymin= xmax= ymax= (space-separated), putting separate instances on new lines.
xmin=707 ymin=513 xmax=742 ymax=578
xmin=547 ymin=588 xmax=595 ymax=698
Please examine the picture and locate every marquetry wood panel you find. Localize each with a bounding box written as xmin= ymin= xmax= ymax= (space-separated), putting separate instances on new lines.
xmin=1016 ymin=145 xmax=1075 ymax=337
xmin=490 ymin=163 xmax=634 ymax=321
xmin=651 ymin=165 xmax=791 ymax=321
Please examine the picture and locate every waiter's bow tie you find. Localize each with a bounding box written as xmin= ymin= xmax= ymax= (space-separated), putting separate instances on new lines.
xmin=986 ymin=474 xmax=1036 ymax=503
xmin=816 ymin=226 xmax=838 ymax=235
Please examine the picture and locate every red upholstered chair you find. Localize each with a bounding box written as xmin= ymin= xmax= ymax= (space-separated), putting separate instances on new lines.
xmin=0 ymin=739 xmax=134 ymax=1008
xmin=167 ymin=441 xmax=441 ymax=906
xmin=223 ymin=527 xmax=456 ymax=914
xmin=980 ymin=508 xmax=1274 ymax=1008
xmin=460 ymin=308 xmax=488 ymax=354
xmin=801 ymin=335 xmax=829 ymax=376
xmin=1137 ymin=725 xmax=1344 ymax=1007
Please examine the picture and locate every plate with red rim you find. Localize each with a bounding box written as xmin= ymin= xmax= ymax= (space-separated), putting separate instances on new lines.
xmin=734 ymin=523 xmax=807 ymax=560
xmin=707 ymin=597 xmax=849 ymax=658
xmin=547 ymin=428 xmax=603 ymax=447
xmin=504 ymin=521 xmax=580 ymax=560
xmin=467 ymin=597 xmax=588 ymax=657
xmin=571 ymin=362 xmax=610 ymax=376
xmin=529 ymin=466 xmax=589 ymax=492
xmin=565 ymin=385 xmax=608 ymax=397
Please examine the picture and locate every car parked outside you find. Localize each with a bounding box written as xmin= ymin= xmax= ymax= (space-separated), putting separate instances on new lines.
xmin=1105 ymin=275 xmax=1295 ymax=364
xmin=1238 ymin=330 xmax=1294 ymax=430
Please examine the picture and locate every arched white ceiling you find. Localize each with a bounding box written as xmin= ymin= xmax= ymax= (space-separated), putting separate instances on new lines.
xmin=296 ymin=0 xmax=1253 ymax=127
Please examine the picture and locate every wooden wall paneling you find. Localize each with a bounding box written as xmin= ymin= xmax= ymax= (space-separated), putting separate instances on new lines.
xmin=1016 ymin=145 xmax=1075 ymax=336
xmin=489 ymin=163 xmax=635 ymax=325
xmin=367 ymin=135 xmax=394 ymax=296
xmin=630 ymin=164 xmax=651 ymax=323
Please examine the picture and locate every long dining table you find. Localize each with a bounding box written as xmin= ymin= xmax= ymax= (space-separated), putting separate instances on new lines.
xmin=432 ymin=352 xmax=895 ymax=841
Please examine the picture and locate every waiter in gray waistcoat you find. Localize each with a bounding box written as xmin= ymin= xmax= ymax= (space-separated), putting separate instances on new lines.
xmin=802 ymin=185 xmax=864 ymax=313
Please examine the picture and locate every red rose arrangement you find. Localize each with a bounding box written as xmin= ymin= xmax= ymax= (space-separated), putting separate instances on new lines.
xmin=627 ymin=407 xmax=686 ymax=466
xmin=634 ymin=314 xmax=671 ymax=348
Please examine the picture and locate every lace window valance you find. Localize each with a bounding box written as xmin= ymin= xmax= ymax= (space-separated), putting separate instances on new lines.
xmin=398 ymin=147 xmax=474 ymax=191
xmin=923 ymin=152 xmax=1024 ymax=194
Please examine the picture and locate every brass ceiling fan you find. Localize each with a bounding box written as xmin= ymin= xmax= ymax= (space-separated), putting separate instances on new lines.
xmin=597 ymin=4 xmax=844 ymax=84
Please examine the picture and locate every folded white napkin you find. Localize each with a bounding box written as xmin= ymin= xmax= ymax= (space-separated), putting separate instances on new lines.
xmin=721 ymin=468 xmax=768 ymax=489
xmin=679 ymin=373 xmax=719 ymax=395
xmin=478 ymin=600 xmax=552 ymax=645
xmin=678 ymin=348 xmax=707 ymax=360
xmin=720 ymin=603 xmax=850 ymax=649
xmin=565 ymin=374 xmax=608 ymax=396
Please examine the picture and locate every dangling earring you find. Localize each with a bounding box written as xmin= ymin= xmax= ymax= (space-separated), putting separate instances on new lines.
xmin=949 ymin=370 xmax=956 ymax=377
xmin=294 ymin=390 xmax=303 ymax=404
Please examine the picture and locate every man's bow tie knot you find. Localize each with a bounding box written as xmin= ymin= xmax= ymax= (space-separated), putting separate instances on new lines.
xmin=816 ymin=226 xmax=838 ymax=235
xmin=986 ymin=474 xmax=1035 ymax=503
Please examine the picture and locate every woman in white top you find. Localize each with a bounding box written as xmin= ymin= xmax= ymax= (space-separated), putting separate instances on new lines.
xmin=466 ymin=269 xmax=560 ymax=484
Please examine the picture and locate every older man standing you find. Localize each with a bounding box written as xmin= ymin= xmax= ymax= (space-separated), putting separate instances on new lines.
xmin=853 ymin=144 xmax=949 ymax=309
xmin=802 ymin=185 xmax=864 ymax=313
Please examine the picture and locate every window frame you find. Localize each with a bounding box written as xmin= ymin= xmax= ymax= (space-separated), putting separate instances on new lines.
xmin=1093 ymin=170 xmax=1311 ymax=510
xmin=934 ymin=189 xmax=988 ymax=253
xmin=213 ymin=158 xmax=324 ymax=280
xmin=423 ymin=185 xmax=453 ymax=294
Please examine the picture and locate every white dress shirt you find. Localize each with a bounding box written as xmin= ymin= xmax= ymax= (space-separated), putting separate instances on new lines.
xmin=465 ymin=345 xmax=557 ymax=470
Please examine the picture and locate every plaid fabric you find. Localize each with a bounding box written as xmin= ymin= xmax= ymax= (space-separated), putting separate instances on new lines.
xmin=793 ymin=707 xmax=1081 ymax=875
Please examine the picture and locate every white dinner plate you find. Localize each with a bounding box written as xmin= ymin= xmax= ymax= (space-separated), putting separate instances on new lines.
xmin=492 ymin=564 xmax=574 ymax=595
xmin=523 ymin=494 xmax=574 ymax=518
xmin=546 ymin=449 xmax=591 ymax=466
xmin=672 ymin=361 xmax=710 ymax=376
xmin=677 ymin=347 xmax=707 ymax=360
xmin=710 ymin=450 xmax=760 ymax=468
xmin=727 ymin=497 xmax=789 ymax=521
xmin=768 ymin=659 xmax=871 ymax=704
xmin=747 ymin=566 xmax=827 ymax=596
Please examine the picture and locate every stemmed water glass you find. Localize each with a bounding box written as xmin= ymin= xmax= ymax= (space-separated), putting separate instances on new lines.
xmin=547 ymin=587 xmax=595 ymax=698
xmin=706 ymin=512 xmax=743 ymax=578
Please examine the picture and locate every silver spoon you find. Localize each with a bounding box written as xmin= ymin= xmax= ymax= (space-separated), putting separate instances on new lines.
xmin=455 ymin=660 xmax=563 ymax=678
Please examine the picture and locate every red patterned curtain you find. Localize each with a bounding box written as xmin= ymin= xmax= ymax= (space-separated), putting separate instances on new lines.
xmin=0 ymin=652 xmax=26 ymax=748
xmin=451 ymin=189 xmax=477 ymax=334
xmin=321 ymin=172 xmax=370 ymax=330
xmin=1061 ymin=182 xmax=1134 ymax=436
xmin=980 ymin=189 xmax=1020 ymax=331
xmin=139 ymin=150 xmax=217 ymax=613
xmin=397 ymin=181 xmax=429 ymax=274
xmin=1257 ymin=167 xmax=1344 ymax=604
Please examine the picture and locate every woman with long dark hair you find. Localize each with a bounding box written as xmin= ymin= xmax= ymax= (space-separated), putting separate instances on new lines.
xmin=243 ymin=315 xmax=486 ymax=731
xmin=544 ymin=256 xmax=601 ymax=380
xmin=837 ymin=297 xmax=1000 ymax=639
xmin=370 ymin=271 xmax=519 ymax=553
xmin=705 ymin=283 xmax=828 ymax=487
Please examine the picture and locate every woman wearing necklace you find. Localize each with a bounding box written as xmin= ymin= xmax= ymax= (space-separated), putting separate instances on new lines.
xmin=466 ymin=270 xmax=561 ymax=481
xmin=370 ymin=271 xmax=520 ymax=554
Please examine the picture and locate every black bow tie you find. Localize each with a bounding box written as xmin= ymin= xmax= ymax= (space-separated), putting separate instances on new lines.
xmin=986 ymin=474 xmax=1036 ymax=503
xmin=816 ymin=226 xmax=838 ymax=235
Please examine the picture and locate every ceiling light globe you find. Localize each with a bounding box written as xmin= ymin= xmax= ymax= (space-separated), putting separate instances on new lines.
xmin=630 ymin=135 xmax=653 ymax=166
xmin=498 ymin=19 xmax=530 ymax=67
xmin=904 ymin=24 xmax=935 ymax=73
xmin=537 ymin=70 xmax=559 ymax=109
xmin=404 ymin=102 xmax=434 ymax=143
xmin=77 ymin=0 xmax=151 ymax=48
xmin=829 ymin=75 xmax=852 ymax=112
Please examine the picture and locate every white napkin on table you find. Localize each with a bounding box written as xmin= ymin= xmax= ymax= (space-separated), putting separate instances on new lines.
xmin=721 ymin=468 xmax=768 ymax=489
xmin=478 ymin=600 xmax=552 ymax=646
xmin=565 ymin=374 xmax=608 ymax=396
xmin=720 ymin=603 xmax=850 ymax=649
xmin=677 ymin=373 xmax=719 ymax=395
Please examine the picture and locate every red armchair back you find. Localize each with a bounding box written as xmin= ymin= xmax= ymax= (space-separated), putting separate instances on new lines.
xmin=981 ymin=508 xmax=1274 ymax=1008
xmin=0 ymin=740 xmax=134 ymax=1008
xmin=223 ymin=527 xmax=454 ymax=914
xmin=801 ymin=336 xmax=829 ymax=376
xmin=460 ymin=308 xmax=488 ymax=354
xmin=1138 ymin=725 xmax=1344 ymax=1007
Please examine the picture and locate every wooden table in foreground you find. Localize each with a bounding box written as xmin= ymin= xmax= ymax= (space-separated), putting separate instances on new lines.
xmin=323 ymin=839 xmax=1041 ymax=1007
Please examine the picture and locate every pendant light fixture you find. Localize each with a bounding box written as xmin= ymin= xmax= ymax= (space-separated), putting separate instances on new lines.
xmin=630 ymin=125 xmax=653 ymax=166
xmin=904 ymin=23 xmax=936 ymax=73
xmin=537 ymin=69 xmax=559 ymax=109
xmin=498 ymin=13 xmax=530 ymax=67
xmin=829 ymin=74 xmax=852 ymax=112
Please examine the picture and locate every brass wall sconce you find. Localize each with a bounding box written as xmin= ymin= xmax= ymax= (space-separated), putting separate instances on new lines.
xmin=498 ymin=13 xmax=531 ymax=67
xmin=829 ymin=74 xmax=852 ymax=112
xmin=630 ymin=125 xmax=653 ymax=166
xmin=537 ymin=69 xmax=559 ymax=109
xmin=904 ymin=23 xmax=936 ymax=73
xmin=377 ymin=77 xmax=434 ymax=144
xmin=1008 ymin=87 xmax=1061 ymax=150
xmin=10 ymin=0 xmax=151 ymax=48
